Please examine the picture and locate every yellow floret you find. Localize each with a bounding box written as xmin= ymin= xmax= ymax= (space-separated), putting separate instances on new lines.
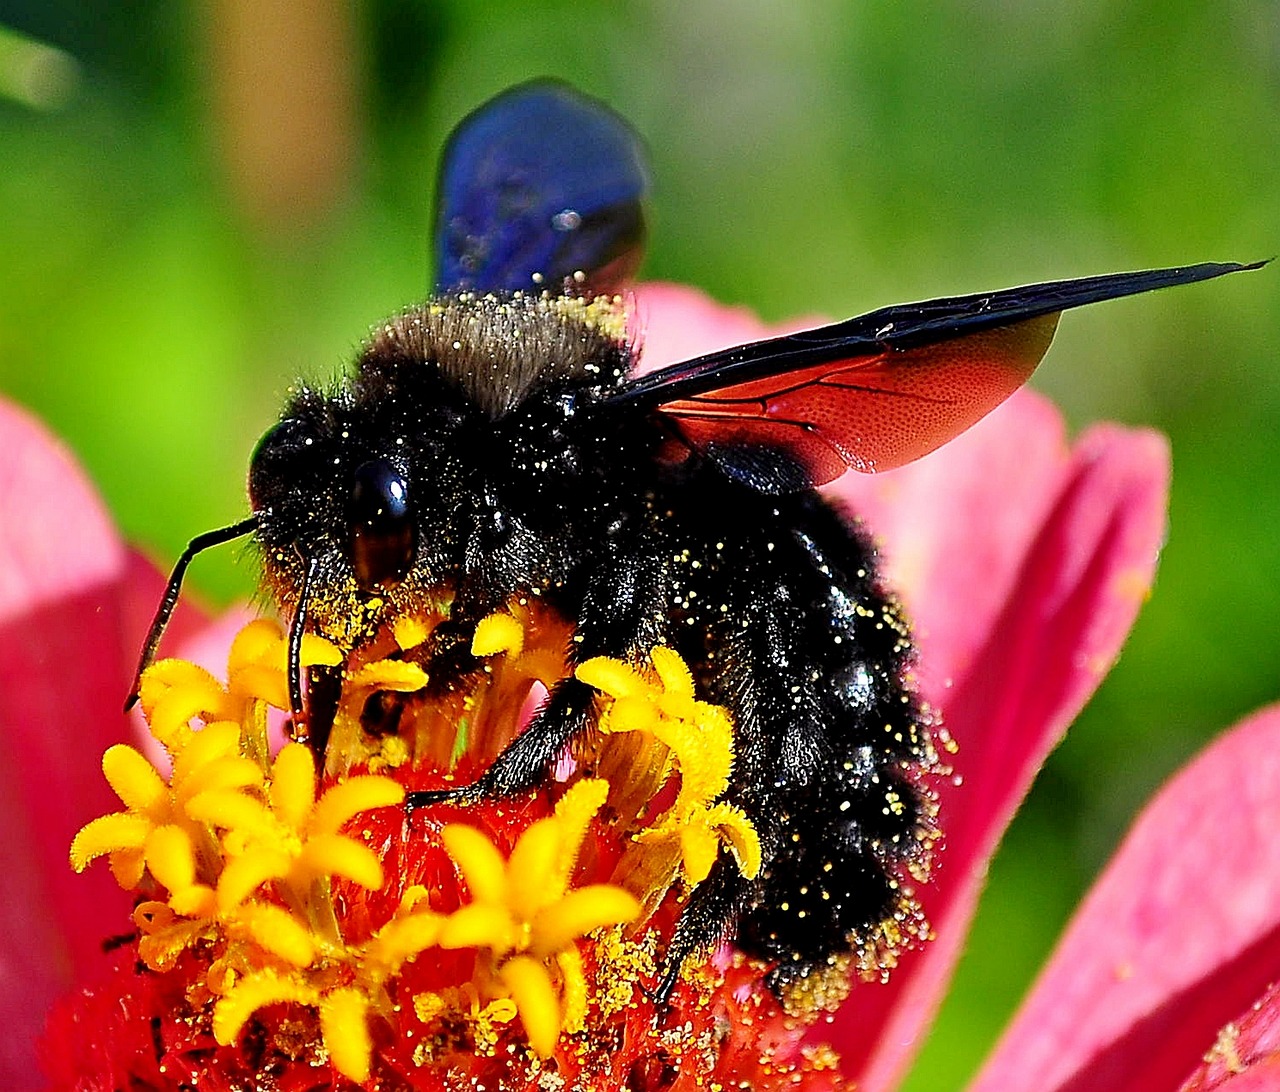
xmin=435 ymin=778 xmax=640 ymax=1056
xmin=576 ymin=646 xmax=761 ymax=886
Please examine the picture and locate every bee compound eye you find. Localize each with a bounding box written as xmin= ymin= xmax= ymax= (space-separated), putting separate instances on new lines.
xmin=350 ymin=458 xmax=417 ymax=590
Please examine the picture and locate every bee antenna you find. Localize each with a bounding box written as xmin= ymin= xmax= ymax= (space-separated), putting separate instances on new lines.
xmin=287 ymin=553 xmax=320 ymax=741
xmin=124 ymin=515 xmax=259 ymax=712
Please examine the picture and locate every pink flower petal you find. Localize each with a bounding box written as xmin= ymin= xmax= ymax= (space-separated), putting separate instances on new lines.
xmin=0 ymin=401 xmax=127 ymax=1086
xmin=972 ymin=704 xmax=1280 ymax=1092
xmin=833 ymin=389 xmax=1070 ymax=700
xmin=0 ymin=400 xmax=207 ymax=1088
xmin=826 ymin=420 xmax=1170 ymax=1089
xmin=630 ymin=281 xmax=824 ymax=373
xmin=0 ymin=400 xmax=124 ymax=622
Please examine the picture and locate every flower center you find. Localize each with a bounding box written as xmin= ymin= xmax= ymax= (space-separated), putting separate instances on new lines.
xmin=54 ymin=604 xmax=926 ymax=1089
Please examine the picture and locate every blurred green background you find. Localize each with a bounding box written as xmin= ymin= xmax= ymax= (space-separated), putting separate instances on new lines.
xmin=1 ymin=1 xmax=1276 ymax=1085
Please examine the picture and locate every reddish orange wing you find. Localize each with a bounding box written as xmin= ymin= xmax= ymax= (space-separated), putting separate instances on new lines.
xmin=663 ymin=315 xmax=1057 ymax=482
xmin=611 ymin=262 xmax=1259 ymax=490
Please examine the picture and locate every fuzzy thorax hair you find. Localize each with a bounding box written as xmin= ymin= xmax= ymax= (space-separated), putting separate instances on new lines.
xmin=360 ymin=292 xmax=632 ymax=419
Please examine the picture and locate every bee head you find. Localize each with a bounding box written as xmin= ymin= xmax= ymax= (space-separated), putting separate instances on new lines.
xmin=245 ymin=291 xmax=640 ymax=651
xmin=247 ymin=387 xmax=447 ymax=650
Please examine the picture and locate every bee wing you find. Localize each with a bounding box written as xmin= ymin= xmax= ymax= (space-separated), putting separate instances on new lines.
xmin=434 ymin=81 xmax=649 ymax=295
xmin=614 ymin=262 xmax=1263 ymax=490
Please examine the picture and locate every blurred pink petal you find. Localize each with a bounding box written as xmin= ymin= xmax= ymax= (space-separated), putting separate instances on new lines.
xmin=0 ymin=401 xmax=206 ymax=1087
xmin=631 ymin=281 xmax=824 ymax=371
xmin=972 ymin=704 xmax=1280 ymax=1092
xmin=831 ymin=416 xmax=1170 ymax=1089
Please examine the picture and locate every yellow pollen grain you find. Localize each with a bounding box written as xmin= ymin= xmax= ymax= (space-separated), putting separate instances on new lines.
xmin=413 ymin=992 xmax=446 ymax=1023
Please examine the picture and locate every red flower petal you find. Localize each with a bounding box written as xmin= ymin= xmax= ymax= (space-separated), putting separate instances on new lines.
xmin=826 ymin=410 xmax=1170 ymax=1089
xmin=1179 ymin=980 xmax=1280 ymax=1092
xmin=972 ymin=704 xmax=1280 ymax=1092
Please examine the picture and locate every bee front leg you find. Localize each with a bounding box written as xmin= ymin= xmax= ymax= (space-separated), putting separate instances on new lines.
xmin=405 ymin=675 xmax=598 ymax=809
xmin=407 ymin=543 xmax=669 ymax=811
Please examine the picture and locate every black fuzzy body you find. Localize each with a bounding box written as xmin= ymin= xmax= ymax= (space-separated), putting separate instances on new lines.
xmin=248 ymin=293 xmax=932 ymax=989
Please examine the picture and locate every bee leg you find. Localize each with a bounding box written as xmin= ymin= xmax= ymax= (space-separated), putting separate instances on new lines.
xmin=421 ymin=615 xmax=482 ymax=688
xmin=408 ymin=548 xmax=667 ymax=811
xmin=405 ymin=674 xmax=598 ymax=810
xmin=653 ymin=856 xmax=745 ymax=1004
xmin=302 ymin=663 xmax=343 ymax=758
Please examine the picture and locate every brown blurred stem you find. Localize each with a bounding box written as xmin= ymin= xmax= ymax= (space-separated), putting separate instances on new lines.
xmin=205 ymin=0 xmax=358 ymax=231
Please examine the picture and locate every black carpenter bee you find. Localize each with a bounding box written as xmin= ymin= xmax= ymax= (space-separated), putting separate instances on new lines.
xmin=129 ymin=81 xmax=1259 ymax=996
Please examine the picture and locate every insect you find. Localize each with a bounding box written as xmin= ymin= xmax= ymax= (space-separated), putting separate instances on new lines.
xmin=129 ymin=80 xmax=1259 ymax=997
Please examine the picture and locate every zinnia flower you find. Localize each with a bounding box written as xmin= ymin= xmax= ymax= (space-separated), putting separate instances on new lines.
xmin=5 ymin=284 xmax=1273 ymax=1090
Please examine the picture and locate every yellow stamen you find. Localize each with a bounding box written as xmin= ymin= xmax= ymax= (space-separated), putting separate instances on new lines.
xmin=309 ymin=775 xmax=406 ymax=835
xmin=101 ymin=745 xmax=167 ymax=814
xmin=439 ymin=903 xmax=518 ymax=954
xmin=499 ymin=955 xmax=560 ymax=1057
xmin=269 ymin=742 xmax=317 ymax=830
xmin=363 ymin=910 xmax=444 ymax=971
xmin=297 ymin=833 xmax=384 ymax=890
xmin=237 ymin=902 xmax=317 ymax=967
xmin=472 ymin=612 xmax=525 ymax=658
xmin=442 ymin=824 xmax=509 ymax=904
xmin=213 ymin=968 xmax=319 ymax=1048
xmin=531 ymin=886 xmax=643 ymax=955
xmin=69 ymin=813 xmax=150 ymax=871
xmin=345 ymin=660 xmax=429 ymax=693
xmin=577 ymin=646 xmax=761 ymax=885
xmin=319 ymin=988 xmax=373 ymax=1082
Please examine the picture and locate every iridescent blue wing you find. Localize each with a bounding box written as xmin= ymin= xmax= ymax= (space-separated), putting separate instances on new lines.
xmin=434 ymin=82 xmax=649 ymax=295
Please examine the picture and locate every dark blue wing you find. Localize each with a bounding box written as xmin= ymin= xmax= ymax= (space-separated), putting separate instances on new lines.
xmin=434 ymin=81 xmax=649 ymax=295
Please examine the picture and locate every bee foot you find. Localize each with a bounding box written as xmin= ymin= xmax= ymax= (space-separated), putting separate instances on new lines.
xmin=652 ymin=961 xmax=681 ymax=1009
xmin=404 ymin=781 xmax=486 ymax=813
